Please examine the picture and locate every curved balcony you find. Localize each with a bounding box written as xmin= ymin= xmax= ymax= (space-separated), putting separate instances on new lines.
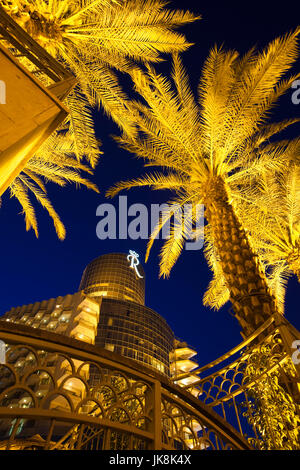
xmin=0 ymin=321 xmax=251 ymax=451
xmin=179 ymin=314 xmax=300 ymax=449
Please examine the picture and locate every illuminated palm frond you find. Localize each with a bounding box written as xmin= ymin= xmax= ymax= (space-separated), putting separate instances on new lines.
xmin=9 ymin=131 xmax=99 ymax=239
xmin=202 ymin=228 xmax=230 ymax=310
xmin=63 ymin=88 xmax=101 ymax=168
xmin=9 ymin=177 xmax=39 ymax=236
xmin=107 ymin=171 xmax=190 ymax=197
xmin=235 ymin=153 xmax=300 ymax=281
xmin=10 ymin=174 xmax=66 ymax=240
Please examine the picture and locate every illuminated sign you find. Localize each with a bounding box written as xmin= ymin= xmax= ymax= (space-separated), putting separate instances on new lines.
xmin=127 ymin=250 xmax=144 ymax=279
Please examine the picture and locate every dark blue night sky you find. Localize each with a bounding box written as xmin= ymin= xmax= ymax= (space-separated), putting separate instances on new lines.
xmin=0 ymin=0 xmax=299 ymax=367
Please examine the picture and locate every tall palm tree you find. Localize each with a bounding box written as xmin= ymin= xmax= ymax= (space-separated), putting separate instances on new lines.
xmin=107 ymin=31 xmax=300 ymax=337
xmin=1 ymin=0 xmax=199 ymax=165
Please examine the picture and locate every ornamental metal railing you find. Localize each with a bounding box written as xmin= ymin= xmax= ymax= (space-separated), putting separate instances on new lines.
xmin=181 ymin=314 xmax=300 ymax=449
xmin=0 ymin=321 xmax=251 ymax=451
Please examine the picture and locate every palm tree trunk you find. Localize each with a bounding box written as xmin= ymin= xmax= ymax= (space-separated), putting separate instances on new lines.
xmin=203 ymin=176 xmax=278 ymax=337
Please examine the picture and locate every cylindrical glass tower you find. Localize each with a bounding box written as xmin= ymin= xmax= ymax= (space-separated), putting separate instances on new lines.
xmin=95 ymin=297 xmax=174 ymax=376
xmin=79 ymin=252 xmax=145 ymax=305
xmin=80 ymin=252 xmax=175 ymax=376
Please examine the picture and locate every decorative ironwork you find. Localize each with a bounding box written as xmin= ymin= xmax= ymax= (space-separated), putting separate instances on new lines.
xmin=183 ymin=314 xmax=300 ymax=449
xmin=0 ymin=321 xmax=250 ymax=450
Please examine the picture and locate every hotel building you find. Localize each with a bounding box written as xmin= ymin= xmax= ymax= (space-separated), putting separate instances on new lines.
xmin=0 ymin=252 xmax=296 ymax=451
xmin=2 ymin=252 xmax=199 ymax=383
xmin=0 ymin=251 xmax=212 ymax=450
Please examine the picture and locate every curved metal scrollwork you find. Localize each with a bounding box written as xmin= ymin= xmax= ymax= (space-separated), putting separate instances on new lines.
xmin=189 ymin=315 xmax=300 ymax=449
xmin=0 ymin=322 xmax=250 ymax=450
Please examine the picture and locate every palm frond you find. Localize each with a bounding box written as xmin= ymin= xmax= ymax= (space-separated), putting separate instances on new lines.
xmin=158 ymin=217 xmax=186 ymax=278
xmin=8 ymin=126 xmax=99 ymax=238
xmin=64 ymin=86 xmax=102 ymax=167
xmin=221 ymin=29 xmax=300 ymax=158
xmin=19 ymin=175 xmax=66 ymax=240
xmin=197 ymin=46 xmax=239 ymax=164
xmin=9 ymin=178 xmax=38 ymax=237
xmin=265 ymin=262 xmax=291 ymax=314
xmin=106 ymin=171 xmax=188 ymax=198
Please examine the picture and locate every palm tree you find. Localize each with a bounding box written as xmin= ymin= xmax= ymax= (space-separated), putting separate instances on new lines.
xmin=1 ymin=0 xmax=199 ymax=165
xmin=107 ymin=31 xmax=300 ymax=337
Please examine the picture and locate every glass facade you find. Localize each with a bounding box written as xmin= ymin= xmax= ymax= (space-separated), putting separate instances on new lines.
xmin=79 ymin=253 xmax=145 ymax=305
xmin=4 ymin=252 xmax=177 ymax=378
xmin=90 ymin=297 xmax=175 ymax=377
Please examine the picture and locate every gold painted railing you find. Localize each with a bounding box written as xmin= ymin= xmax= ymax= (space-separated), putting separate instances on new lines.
xmin=0 ymin=322 xmax=251 ymax=450
xmin=181 ymin=314 xmax=300 ymax=449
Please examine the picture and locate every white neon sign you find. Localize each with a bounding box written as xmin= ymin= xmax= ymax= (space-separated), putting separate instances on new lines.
xmin=127 ymin=250 xmax=144 ymax=279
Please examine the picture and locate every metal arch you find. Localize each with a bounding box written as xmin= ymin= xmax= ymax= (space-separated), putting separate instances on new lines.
xmin=0 ymin=322 xmax=253 ymax=450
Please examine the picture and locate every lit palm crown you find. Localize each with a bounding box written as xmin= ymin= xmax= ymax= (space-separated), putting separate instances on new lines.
xmin=1 ymin=0 xmax=198 ymax=238
xmin=107 ymin=31 xmax=300 ymax=331
xmin=1 ymin=0 xmax=198 ymax=147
